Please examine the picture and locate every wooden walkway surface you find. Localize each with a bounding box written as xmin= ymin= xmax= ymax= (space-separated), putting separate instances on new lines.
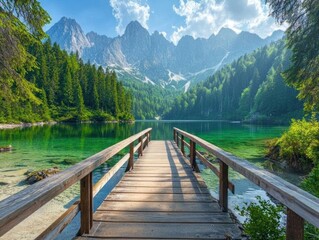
xmin=79 ymin=140 xmax=242 ymax=239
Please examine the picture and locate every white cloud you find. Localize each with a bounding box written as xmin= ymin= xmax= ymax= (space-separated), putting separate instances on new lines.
xmin=171 ymin=0 xmax=286 ymax=44
xmin=109 ymin=0 xmax=150 ymax=35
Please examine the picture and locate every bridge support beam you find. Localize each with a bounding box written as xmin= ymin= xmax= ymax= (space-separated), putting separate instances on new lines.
xmin=286 ymin=208 xmax=304 ymax=240
xmin=181 ymin=135 xmax=185 ymax=156
xmin=80 ymin=172 xmax=93 ymax=234
xmin=126 ymin=142 xmax=134 ymax=172
xmin=219 ymin=160 xmax=228 ymax=212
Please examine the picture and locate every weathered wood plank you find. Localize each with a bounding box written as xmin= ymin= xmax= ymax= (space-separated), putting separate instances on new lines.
xmin=36 ymin=201 xmax=80 ymax=240
xmin=93 ymin=211 xmax=232 ymax=223
xmin=111 ymin=187 xmax=210 ymax=194
xmin=131 ymin=169 xmax=194 ymax=174
xmin=98 ymin=201 xmax=221 ymax=212
xmin=121 ymin=177 xmax=198 ymax=182
xmin=117 ymin=181 xmax=204 ymax=188
xmin=105 ymin=193 xmax=214 ymax=202
xmin=84 ymin=222 xmax=242 ymax=239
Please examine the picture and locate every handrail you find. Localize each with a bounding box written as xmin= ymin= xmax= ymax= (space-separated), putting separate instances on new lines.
xmin=174 ymin=127 xmax=319 ymax=240
xmin=0 ymin=128 xmax=152 ymax=237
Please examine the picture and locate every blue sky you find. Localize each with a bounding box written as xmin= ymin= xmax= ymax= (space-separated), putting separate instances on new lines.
xmin=39 ymin=0 xmax=286 ymax=44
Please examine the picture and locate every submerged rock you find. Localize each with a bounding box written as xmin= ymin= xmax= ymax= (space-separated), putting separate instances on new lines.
xmin=25 ymin=167 xmax=60 ymax=184
xmin=0 ymin=145 xmax=12 ymax=152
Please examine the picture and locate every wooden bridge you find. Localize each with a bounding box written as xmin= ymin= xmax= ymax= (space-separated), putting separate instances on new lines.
xmin=0 ymin=128 xmax=319 ymax=239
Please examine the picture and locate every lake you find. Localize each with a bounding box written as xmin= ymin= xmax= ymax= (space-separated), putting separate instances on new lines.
xmin=0 ymin=121 xmax=301 ymax=238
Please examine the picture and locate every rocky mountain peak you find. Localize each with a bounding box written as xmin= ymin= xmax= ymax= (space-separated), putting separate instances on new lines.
xmin=47 ymin=17 xmax=91 ymax=56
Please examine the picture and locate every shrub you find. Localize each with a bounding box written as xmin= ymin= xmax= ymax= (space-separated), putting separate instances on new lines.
xmin=236 ymin=196 xmax=285 ymax=240
xmin=267 ymin=118 xmax=319 ymax=171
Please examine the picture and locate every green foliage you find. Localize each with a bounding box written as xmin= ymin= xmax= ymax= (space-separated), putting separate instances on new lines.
xmin=268 ymin=118 xmax=319 ymax=170
xmin=266 ymin=0 xmax=319 ymax=111
xmin=236 ymin=196 xmax=285 ymax=240
xmin=301 ymin=164 xmax=319 ymax=239
xmin=164 ymin=40 xmax=303 ymax=122
xmin=0 ymin=0 xmax=51 ymax=111
xmin=301 ymin=164 xmax=319 ymax=199
xmin=0 ymin=36 xmax=134 ymax=122
xmin=120 ymin=78 xmax=176 ymax=119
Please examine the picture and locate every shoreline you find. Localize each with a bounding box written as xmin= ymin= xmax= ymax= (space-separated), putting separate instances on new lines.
xmin=0 ymin=121 xmax=57 ymax=130
xmin=0 ymin=120 xmax=135 ymax=130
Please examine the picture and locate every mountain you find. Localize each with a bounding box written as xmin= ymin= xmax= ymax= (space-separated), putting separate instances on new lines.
xmin=47 ymin=17 xmax=284 ymax=90
xmin=47 ymin=17 xmax=91 ymax=56
xmin=164 ymin=40 xmax=303 ymax=123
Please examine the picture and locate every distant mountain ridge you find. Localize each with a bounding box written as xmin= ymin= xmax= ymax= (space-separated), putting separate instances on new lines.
xmin=47 ymin=17 xmax=284 ymax=91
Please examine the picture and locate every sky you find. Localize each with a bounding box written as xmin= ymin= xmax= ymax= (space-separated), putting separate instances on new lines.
xmin=39 ymin=0 xmax=286 ymax=45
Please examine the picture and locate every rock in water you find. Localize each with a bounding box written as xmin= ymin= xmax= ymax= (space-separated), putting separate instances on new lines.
xmin=25 ymin=167 xmax=60 ymax=184
xmin=0 ymin=145 xmax=12 ymax=152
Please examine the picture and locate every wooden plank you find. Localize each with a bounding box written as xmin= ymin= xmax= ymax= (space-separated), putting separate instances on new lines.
xmin=93 ymin=154 xmax=129 ymax=197
xmin=111 ymin=187 xmax=209 ymax=194
xmin=98 ymin=201 xmax=221 ymax=212
xmin=124 ymin=172 xmax=195 ymax=177
xmin=105 ymin=193 xmax=214 ymax=202
xmin=121 ymin=177 xmax=198 ymax=182
xmin=36 ymin=202 xmax=80 ymax=240
xmin=174 ymin=127 xmax=319 ymax=228
xmin=131 ymin=168 xmax=194 ymax=174
xmin=196 ymin=150 xmax=219 ymax=176
xmin=117 ymin=181 xmax=204 ymax=188
xmin=84 ymin=222 xmax=242 ymax=239
xmin=0 ymin=128 xmax=152 ymax=236
xmin=93 ymin=211 xmax=232 ymax=223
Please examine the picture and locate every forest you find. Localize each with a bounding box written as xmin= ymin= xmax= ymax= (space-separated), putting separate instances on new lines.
xmin=0 ymin=38 xmax=133 ymax=123
xmin=121 ymin=79 xmax=175 ymax=120
xmin=164 ymin=40 xmax=303 ymax=123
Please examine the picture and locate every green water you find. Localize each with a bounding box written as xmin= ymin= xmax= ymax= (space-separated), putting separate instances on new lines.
xmin=0 ymin=120 xmax=287 ymax=171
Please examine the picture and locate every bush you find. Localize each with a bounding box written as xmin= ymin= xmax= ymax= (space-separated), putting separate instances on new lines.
xmin=267 ymin=118 xmax=319 ymax=171
xmin=236 ymin=196 xmax=285 ymax=240
xmin=301 ymin=165 xmax=319 ymax=239
xmin=118 ymin=112 xmax=134 ymax=121
xmin=91 ymin=111 xmax=115 ymax=122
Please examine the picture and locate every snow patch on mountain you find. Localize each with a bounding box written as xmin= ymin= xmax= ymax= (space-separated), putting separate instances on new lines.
xmin=183 ymin=81 xmax=191 ymax=93
xmin=143 ymin=76 xmax=155 ymax=85
xmin=167 ymin=70 xmax=186 ymax=83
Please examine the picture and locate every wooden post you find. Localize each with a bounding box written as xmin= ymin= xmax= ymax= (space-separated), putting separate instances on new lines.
xmin=181 ymin=135 xmax=185 ymax=156
xmin=126 ymin=142 xmax=134 ymax=172
xmin=219 ymin=160 xmax=228 ymax=212
xmin=138 ymin=137 xmax=143 ymax=156
xmin=190 ymin=140 xmax=199 ymax=172
xmin=80 ymin=172 xmax=93 ymax=234
xmin=286 ymin=208 xmax=304 ymax=240
xmin=176 ymin=133 xmax=179 ymax=148
xmin=189 ymin=141 xmax=194 ymax=167
xmin=173 ymin=129 xmax=176 ymax=143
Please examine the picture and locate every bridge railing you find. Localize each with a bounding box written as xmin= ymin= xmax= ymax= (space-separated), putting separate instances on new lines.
xmin=0 ymin=128 xmax=152 ymax=239
xmin=173 ymin=127 xmax=319 ymax=240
